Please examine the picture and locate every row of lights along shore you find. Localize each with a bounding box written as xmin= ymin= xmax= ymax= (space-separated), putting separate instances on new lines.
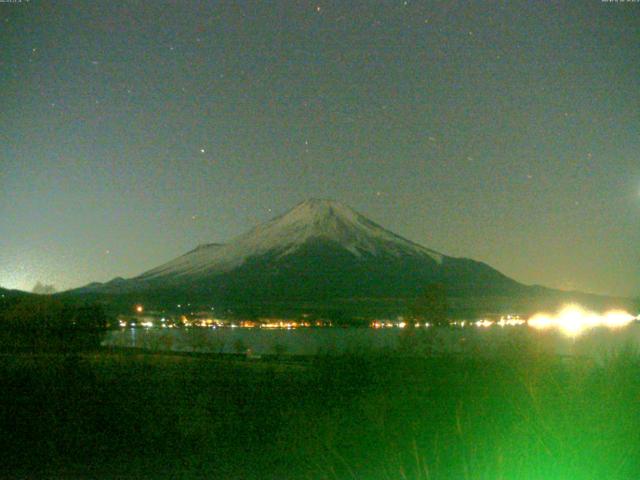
xmin=127 ymin=304 xmax=639 ymax=337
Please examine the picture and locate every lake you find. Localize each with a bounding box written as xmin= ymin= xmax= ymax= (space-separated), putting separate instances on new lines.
xmin=102 ymin=323 xmax=640 ymax=360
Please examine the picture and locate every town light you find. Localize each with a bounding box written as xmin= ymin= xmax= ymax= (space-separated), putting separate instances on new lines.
xmin=528 ymin=304 xmax=635 ymax=336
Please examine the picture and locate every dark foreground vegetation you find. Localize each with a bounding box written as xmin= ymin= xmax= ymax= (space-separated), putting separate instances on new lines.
xmin=2 ymin=340 xmax=640 ymax=479
xmin=0 ymin=295 xmax=106 ymax=353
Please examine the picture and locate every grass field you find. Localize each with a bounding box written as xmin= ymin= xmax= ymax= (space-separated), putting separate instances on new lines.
xmin=1 ymin=341 xmax=640 ymax=479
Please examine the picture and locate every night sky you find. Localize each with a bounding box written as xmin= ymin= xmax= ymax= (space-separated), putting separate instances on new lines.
xmin=1 ymin=1 xmax=638 ymax=297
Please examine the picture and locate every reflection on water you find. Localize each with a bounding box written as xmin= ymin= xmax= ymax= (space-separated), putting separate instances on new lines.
xmin=102 ymin=323 xmax=640 ymax=360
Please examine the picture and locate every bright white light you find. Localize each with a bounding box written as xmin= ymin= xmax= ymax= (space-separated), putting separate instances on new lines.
xmin=528 ymin=304 xmax=636 ymax=336
xmin=603 ymin=310 xmax=637 ymax=329
xmin=558 ymin=306 xmax=590 ymax=336
xmin=528 ymin=313 xmax=554 ymax=331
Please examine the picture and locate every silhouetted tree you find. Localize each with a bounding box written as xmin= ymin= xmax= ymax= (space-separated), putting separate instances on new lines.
xmin=272 ymin=342 xmax=287 ymax=358
xmin=412 ymin=283 xmax=449 ymax=326
xmin=233 ymin=338 xmax=247 ymax=355
xmin=31 ymin=282 xmax=57 ymax=295
xmin=0 ymin=297 xmax=107 ymax=352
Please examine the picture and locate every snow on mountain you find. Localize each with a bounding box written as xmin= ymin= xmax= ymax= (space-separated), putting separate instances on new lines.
xmin=65 ymin=199 xmax=631 ymax=315
xmin=138 ymin=199 xmax=443 ymax=280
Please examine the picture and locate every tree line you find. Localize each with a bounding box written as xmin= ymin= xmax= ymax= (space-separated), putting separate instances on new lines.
xmin=0 ymin=295 xmax=107 ymax=352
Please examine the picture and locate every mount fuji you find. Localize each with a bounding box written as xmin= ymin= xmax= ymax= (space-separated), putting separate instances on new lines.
xmin=67 ymin=199 xmax=628 ymax=317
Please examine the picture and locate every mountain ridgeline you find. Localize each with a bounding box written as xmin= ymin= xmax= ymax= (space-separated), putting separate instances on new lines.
xmin=67 ymin=199 xmax=632 ymax=318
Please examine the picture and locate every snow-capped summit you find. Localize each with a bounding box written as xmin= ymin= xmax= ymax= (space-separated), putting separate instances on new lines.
xmin=65 ymin=199 xmax=630 ymax=316
xmin=236 ymin=198 xmax=442 ymax=260
xmin=138 ymin=199 xmax=443 ymax=281
xmin=70 ymin=198 xmax=533 ymax=313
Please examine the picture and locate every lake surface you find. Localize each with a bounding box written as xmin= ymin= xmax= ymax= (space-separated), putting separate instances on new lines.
xmin=102 ymin=324 xmax=640 ymax=360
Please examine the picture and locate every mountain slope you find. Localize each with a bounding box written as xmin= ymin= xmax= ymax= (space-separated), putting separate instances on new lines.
xmin=138 ymin=199 xmax=443 ymax=282
xmin=67 ymin=199 xmax=631 ymax=316
xmin=0 ymin=287 xmax=32 ymax=298
xmin=77 ymin=198 xmax=516 ymax=296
